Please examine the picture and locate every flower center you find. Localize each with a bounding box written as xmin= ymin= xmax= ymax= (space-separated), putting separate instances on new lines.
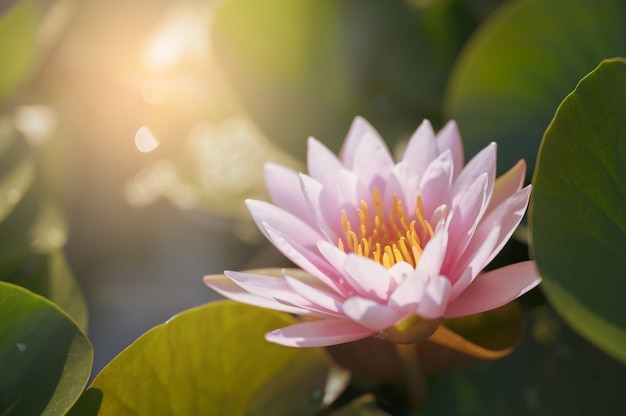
xmin=338 ymin=188 xmax=433 ymax=269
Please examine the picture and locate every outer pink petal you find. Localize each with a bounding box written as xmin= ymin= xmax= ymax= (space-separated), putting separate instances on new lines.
xmin=262 ymin=223 xmax=349 ymax=296
xmin=204 ymin=274 xmax=316 ymax=316
xmin=284 ymin=273 xmax=344 ymax=314
xmin=307 ymin=137 xmax=346 ymax=194
xmin=299 ymin=173 xmax=341 ymax=242
xmin=265 ymin=319 xmax=373 ymax=347
xmin=264 ymin=163 xmax=310 ymax=221
xmin=435 ymin=120 xmax=464 ymax=180
xmin=402 ymin=120 xmax=439 ymax=177
xmin=225 ymin=271 xmax=338 ymax=317
xmin=444 ymin=261 xmax=541 ymax=318
xmin=246 ymin=199 xmax=322 ymax=248
xmin=449 ymin=185 xmax=532 ymax=280
xmin=486 ymin=159 xmax=526 ymax=216
xmin=351 ymin=129 xmax=395 ymax=191
xmin=447 ymin=224 xmax=501 ymax=299
xmin=340 ymin=116 xmax=383 ymax=168
xmin=342 ymin=297 xmax=403 ymax=331
xmin=452 ymin=142 xmax=496 ymax=206
xmin=443 ymin=172 xmax=489 ymax=272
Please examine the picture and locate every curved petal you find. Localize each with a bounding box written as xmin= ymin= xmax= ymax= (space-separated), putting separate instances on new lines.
xmin=443 ymin=172 xmax=489 ymax=272
xmin=284 ymin=273 xmax=344 ymax=314
xmin=203 ymin=273 xmax=317 ymax=316
xmin=225 ymin=271 xmax=338 ymax=317
xmin=435 ymin=120 xmax=464 ymax=180
xmin=419 ymin=150 xmax=454 ymax=217
xmin=388 ymin=269 xmax=427 ymax=314
xmin=299 ymin=173 xmax=341 ymax=242
xmin=307 ymin=137 xmax=346 ymax=193
xmin=351 ymin=130 xmax=395 ymax=191
xmin=340 ymin=116 xmax=383 ymax=168
xmin=342 ymin=254 xmax=394 ymax=302
xmin=402 ymin=119 xmax=439 ymax=177
xmin=444 ymin=261 xmax=541 ymax=318
xmin=265 ymin=163 xmax=310 ymax=221
xmin=452 ymin=142 xmax=496 ymax=205
xmin=416 ymin=275 xmax=451 ymax=319
xmin=447 ymin=224 xmax=501 ymax=298
xmin=262 ymin=223 xmax=349 ymax=296
xmin=417 ymin=230 xmax=448 ymax=278
xmin=486 ymin=159 xmax=526 ymax=216
xmin=246 ymin=199 xmax=323 ymax=248
xmin=449 ymin=185 xmax=532 ymax=279
xmin=384 ymin=162 xmax=420 ymax=214
xmin=342 ymin=297 xmax=403 ymax=331
xmin=265 ymin=319 xmax=373 ymax=347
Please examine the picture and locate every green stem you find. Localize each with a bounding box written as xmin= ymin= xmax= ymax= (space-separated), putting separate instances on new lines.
xmin=395 ymin=343 xmax=426 ymax=411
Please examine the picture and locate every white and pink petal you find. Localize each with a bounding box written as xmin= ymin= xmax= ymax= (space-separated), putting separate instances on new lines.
xmin=265 ymin=318 xmax=373 ymax=347
xmin=444 ymin=261 xmax=541 ymax=318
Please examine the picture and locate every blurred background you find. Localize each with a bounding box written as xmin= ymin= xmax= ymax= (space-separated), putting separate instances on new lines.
xmin=1 ymin=0 xmax=508 ymax=373
xmin=3 ymin=4 xmax=625 ymax=406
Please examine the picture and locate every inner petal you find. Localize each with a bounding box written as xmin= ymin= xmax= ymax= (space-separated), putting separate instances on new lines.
xmin=337 ymin=187 xmax=434 ymax=269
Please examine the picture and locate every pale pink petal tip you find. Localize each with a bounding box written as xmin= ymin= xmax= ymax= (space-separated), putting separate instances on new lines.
xmin=265 ymin=319 xmax=373 ymax=347
xmin=444 ymin=261 xmax=541 ymax=318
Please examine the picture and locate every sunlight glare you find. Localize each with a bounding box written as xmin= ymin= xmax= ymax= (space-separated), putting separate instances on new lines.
xmin=142 ymin=2 xmax=212 ymax=71
xmin=13 ymin=105 xmax=58 ymax=146
xmin=135 ymin=126 xmax=160 ymax=153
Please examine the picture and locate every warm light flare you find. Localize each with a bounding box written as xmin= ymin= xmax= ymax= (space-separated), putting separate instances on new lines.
xmin=134 ymin=126 xmax=160 ymax=153
xmin=13 ymin=105 xmax=58 ymax=146
xmin=141 ymin=2 xmax=212 ymax=71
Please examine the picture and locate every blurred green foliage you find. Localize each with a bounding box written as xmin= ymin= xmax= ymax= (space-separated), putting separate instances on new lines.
xmin=0 ymin=0 xmax=625 ymax=414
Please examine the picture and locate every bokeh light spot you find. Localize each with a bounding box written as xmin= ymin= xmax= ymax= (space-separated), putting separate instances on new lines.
xmin=135 ymin=126 xmax=160 ymax=153
xmin=13 ymin=105 xmax=57 ymax=146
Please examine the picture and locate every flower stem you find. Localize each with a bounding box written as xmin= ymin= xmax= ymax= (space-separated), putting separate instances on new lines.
xmin=395 ymin=343 xmax=426 ymax=411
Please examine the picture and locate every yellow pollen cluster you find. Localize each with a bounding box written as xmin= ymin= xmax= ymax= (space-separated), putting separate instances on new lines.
xmin=338 ymin=188 xmax=434 ymax=269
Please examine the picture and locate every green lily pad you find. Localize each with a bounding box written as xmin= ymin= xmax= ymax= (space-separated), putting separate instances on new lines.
xmin=1 ymin=251 xmax=88 ymax=332
xmin=0 ymin=281 xmax=93 ymax=416
xmin=445 ymin=0 xmax=626 ymax=178
xmin=70 ymin=301 xmax=339 ymax=415
xmin=0 ymin=0 xmax=37 ymax=102
xmin=530 ymin=58 xmax=626 ymax=364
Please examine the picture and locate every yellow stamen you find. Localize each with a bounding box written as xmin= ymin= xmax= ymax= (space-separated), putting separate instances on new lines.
xmin=338 ymin=188 xmax=434 ymax=269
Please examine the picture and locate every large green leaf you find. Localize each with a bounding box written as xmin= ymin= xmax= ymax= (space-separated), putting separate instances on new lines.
xmin=0 ymin=281 xmax=93 ymax=415
xmin=0 ymin=0 xmax=37 ymax=102
xmin=70 ymin=301 xmax=338 ymax=415
xmin=445 ymin=0 xmax=626 ymax=177
xmin=2 ymin=251 xmax=88 ymax=332
xmin=530 ymin=58 xmax=626 ymax=364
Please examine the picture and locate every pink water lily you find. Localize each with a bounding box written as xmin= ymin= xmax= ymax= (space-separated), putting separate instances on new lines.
xmin=204 ymin=117 xmax=541 ymax=347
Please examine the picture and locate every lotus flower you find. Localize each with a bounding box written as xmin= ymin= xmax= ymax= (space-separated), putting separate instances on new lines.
xmin=204 ymin=117 xmax=541 ymax=347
